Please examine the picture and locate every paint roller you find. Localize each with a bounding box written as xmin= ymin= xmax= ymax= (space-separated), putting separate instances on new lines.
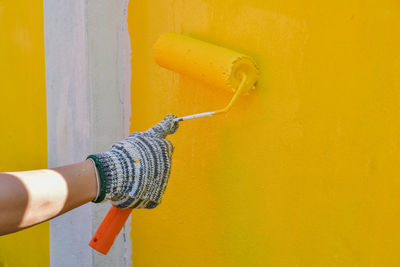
xmin=89 ymin=32 xmax=259 ymax=254
xmin=157 ymin=32 xmax=259 ymax=121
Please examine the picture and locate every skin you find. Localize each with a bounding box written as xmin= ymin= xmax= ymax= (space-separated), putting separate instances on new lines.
xmin=0 ymin=160 xmax=97 ymax=235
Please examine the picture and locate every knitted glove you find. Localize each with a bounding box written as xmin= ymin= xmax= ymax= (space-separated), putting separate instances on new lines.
xmin=87 ymin=114 xmax=179 ymax=209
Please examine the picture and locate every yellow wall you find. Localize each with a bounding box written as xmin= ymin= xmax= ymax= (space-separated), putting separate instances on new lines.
xmin=0 ymin=1 xmax=49 ymax=266
xmin=128 ymin=1 xmax=400 ymax=266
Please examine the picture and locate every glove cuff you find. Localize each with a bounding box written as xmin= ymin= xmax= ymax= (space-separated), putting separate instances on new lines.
xmin=87 ymin=155 xmax=107 ymax=203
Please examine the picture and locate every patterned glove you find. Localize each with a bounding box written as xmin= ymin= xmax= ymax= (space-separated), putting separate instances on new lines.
xmin=87 ymin=114 xmax=179 ymax=209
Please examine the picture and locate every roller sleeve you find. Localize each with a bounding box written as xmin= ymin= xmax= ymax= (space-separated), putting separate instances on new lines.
xmin=154 ymin=32 xmax=258 ymax=94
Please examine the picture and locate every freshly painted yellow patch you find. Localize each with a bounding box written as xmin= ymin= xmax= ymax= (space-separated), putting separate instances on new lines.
xmin=128 ymin=1 xmax=400 ymax=266
xmin=0 ymin=1 xmax=49 ymax=266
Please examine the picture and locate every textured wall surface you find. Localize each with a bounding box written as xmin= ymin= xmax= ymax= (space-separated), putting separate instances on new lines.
xmin=87 ymin=0 xmax=132 ymax=266
xmin=44 ymin=0 xmax=132 ymax=266
xmin=128 ymin=1 xmax=400 ymax=266
xmin=0 ymin=0 xmax=49 ymax=266
xmin=44 ymin=1 xmax=93 ymax=266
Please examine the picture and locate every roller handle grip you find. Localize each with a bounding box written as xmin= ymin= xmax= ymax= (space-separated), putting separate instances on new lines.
xmin=89 ymin=206 xmax=132 ymax=255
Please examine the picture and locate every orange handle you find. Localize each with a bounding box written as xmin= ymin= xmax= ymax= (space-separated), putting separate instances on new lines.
xmin=89 ymin=206 xmax=132 ymax=254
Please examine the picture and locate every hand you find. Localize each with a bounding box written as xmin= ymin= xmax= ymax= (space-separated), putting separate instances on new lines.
xmin=88 ymin=114 xmax=179 ymax=209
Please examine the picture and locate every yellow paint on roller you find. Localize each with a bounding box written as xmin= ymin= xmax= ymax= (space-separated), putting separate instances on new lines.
xmin=154 ymin=33 xmax=259 ymax=121
xmin=154 ymin=33 xmax=259 ymax=95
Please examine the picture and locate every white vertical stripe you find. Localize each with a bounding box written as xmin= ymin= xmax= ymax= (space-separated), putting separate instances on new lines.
xmin=44 ymin=0 xmax=132 ymax=266
xmin=44 ymin=1 xmax=93 ymax=266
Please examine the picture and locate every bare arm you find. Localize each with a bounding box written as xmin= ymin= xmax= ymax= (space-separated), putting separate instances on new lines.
xmin=0 ymin=115 xmax=179 ymax=236
xmin=0 ymin=160 xmax=97 ymax=235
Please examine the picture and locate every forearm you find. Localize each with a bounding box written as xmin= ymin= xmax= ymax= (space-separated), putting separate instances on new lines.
xmin=0 ymin=160 xmax=97 ymax=235
xmin=0 ymin=115 xmax=178 ymax=235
